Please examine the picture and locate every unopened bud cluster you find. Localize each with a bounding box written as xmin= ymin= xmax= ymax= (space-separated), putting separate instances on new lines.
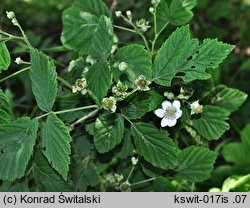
xmin=6 ymin=11 xmax=18 ymax=26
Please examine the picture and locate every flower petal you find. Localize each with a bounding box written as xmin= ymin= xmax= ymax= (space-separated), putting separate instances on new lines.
xmin=155 ymin=109 xmax=165 ymax=118
xmin=161 ymin=117 xmax=177 ymax=127
xmin=162 ymin=101 xmax=172 ymax=110
xmin=175 ymin=109 xmax=182 ymax=119
xmin=172 ymin=100 xmax=181 ymax=109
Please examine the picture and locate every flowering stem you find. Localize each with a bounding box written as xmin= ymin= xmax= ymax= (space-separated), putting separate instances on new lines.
xmin=151 ymin=21 xmax=169 ymax=56
xmin=36 ymin=105 xmax=98 ymax=120
xmin=126 ymin=166 xmax=135 ymax=182
xmin=119 ymin=15 xmax=151 ymax=53
xmin=113 ymin=25 xmax=138 ymax=34
xmin=0 ymin=66 xmax=30 ymax=83
xmin=131 ymin=177 xmax=156 ymax=186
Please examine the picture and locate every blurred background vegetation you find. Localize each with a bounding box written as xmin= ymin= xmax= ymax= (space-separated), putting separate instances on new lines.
xmin=0 ymin=0 xmax=250 ymax=191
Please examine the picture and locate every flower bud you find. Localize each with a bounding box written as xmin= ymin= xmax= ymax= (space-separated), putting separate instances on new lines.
xmin=115 ymin=11 xmax=122 ymax=17
xmin=15 ymin=57 xmax=22 ymax=64
xmin=151 ymin=0 xmax=160 ymax=6
xmin=120 ymin=181 xmax=131 ymax=192
xmin=126 ymin=10 xmax=132 ymax=19
xmin=164 ymin=92 xmax=175 ymax=100
xmin=190 ymin=100 xmax=203 ymax=115
xmin=131 ymin=157 xmax=138 ymax=165
xmin=114 ymin=173 xmax=124 ymax=183
xmin=6 ymin=11 xmax=15 ymax=20
xmin=11 ymin=18 xmax=18 ymax=26
xmin=118 ymin=62 xmax=128 ymax=71
xmin=149 ymin=7 xmax=155 ymax=13
xmin=135 ymin=75 xmax=151 ymax=91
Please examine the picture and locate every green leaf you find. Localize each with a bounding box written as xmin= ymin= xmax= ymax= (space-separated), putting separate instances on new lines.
xmin=89 ymin=16 xmax=113 ymax=60
xmin=176 ymin=146 xmax=217 ymax=182
xmin=221 ymin=174 xmax=250 ymax=192
xmin=131 ymin=122 xmax=179 ymax=169
xmin=205 ymin=85 xmax=247 ymax=115
xmin=33 ymin=151 xmax=73 ymax=192
xmin=73 ymin=0 xmax=111 ymax=18
xmin=94 ymin=112 xmax=124 ymax=153
xmin=153 ymin=177 xmax=177 ymax=192
xmin=192 ymin=105 xmax=229 ymax=140
xmin=116 ymin=129 xmax=134 ymax=159
xmin=30 ymin=48 xmax=58 ymax=112
xmin=0 ymin=89 xmax=12 ymax=125
xmin=121 ymin=92 xmax=152 ymax=120
xmin=0 ymin=117 xmax=38 ymax=181
xmin=73 ymin=136 xmax=93 ymax=158
xmin=156 ymin=0 xmax=197 ymax=31
xmin=61 ymin=0 xmax=111 ymax=55
xmin=222 ymin=124 xmax=250 ymax=165
xmin=41 ymin=113 xmax=72 ymax=180
xmin=0 ymin=42 xmax=11 ymax=72
xmin=0 ymin=180 xmax=29 ymax=192
xmin=153 ymin=25 xmax=235 ymax=86
xmin=86 ymin=61 xmax=111 ymax=104
xmin=112 ymin=44 xmax=152 ymax=87
xmin=71 ymin=160 xmax=99 ymax=191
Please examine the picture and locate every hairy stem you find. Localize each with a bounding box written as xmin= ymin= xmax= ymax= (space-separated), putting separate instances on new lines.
xmin=131 ymin=177 xmax=156 ymax=186
xmin=0 ymin=67 xmax=30 ymax=83
xmin=36 ymin=105 xmax=98 ymax=119
xmin=71 ymin=109 xmax=99 ymax=128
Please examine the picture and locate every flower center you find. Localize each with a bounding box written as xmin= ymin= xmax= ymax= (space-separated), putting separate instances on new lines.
xmin=165 ymin=107 xmax=177 ymax=118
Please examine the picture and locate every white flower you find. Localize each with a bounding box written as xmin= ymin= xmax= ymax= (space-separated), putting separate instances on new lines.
xmin=135 ymin=75 xmax=151 ymax=91
xmin=102 ymin=97 xmax=117 ymax=112
xmin=15 ymin=57 xmax=22 ymax=64
xmin=115 ymin=11 xmax=122 ymax=17
xmin=155 ymin=100 xmax=182 ymax=127
xmin=190 ymin=100 xmax=203 ymax=115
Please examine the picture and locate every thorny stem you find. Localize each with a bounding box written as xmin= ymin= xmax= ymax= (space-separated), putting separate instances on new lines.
xmin=71 ymin=109 xmax=99 ymax=128
xmin=131 ymin=177 xmax=156 ymax=186
xmin=36 ymin=105 xmax=98 ymax=120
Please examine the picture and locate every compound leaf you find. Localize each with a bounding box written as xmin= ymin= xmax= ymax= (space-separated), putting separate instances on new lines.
xmin=153 ymin=25 xmax=235 ymax=86
xmin=176 ymin=146 xmax=217 ymax=182
xmin=41 ymin=113 xmax=72 ymax=180
xmin=30 ymin=48 xmax=58 ymax=112
xmin=0 ymin=117 xmax=38 ymax=181
xmin=131 ymin=122 xmax=179 ymax=169
xmin=192 ymin=105 xmax=229 ymax=140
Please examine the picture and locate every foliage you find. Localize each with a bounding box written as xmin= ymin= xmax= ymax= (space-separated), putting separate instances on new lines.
xmin=0 ymin=0 xmax=249 ymax=192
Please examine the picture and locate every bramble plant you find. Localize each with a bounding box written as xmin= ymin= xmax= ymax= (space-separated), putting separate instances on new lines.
xmin=0 ymin=0 xmax=249 ymax=192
